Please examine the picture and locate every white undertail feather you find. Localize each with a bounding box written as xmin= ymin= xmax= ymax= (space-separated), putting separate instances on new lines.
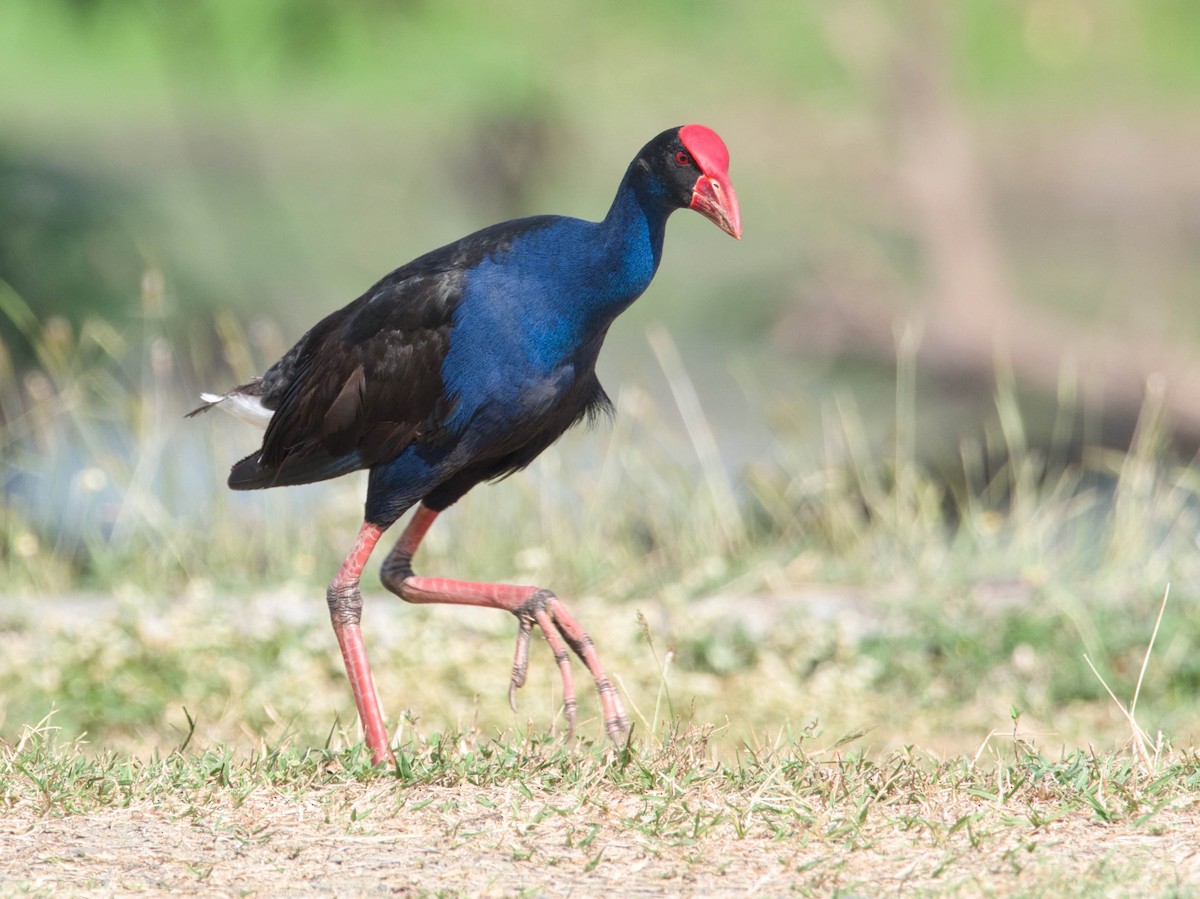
xmin=200 ymin=391 xmax=274 ymax=429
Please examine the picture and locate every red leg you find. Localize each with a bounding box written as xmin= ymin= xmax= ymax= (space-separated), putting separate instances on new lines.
xmin=328 ymin=522 xmax=393 ymax=766
xmin=381 ymin=505 xmax=629 ymax=745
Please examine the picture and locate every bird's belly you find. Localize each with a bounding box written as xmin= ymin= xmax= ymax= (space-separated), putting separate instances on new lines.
xmin=460 ymin=365 xmax=584 ymax=447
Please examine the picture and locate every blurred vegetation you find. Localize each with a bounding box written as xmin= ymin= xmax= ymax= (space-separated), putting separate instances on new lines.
xmin=2 ymin=0 xmax=1198 ymax=343
xmin=3 ymin=306 xmax=1200 ymax=756
xmin=2 ymin=1 xmax=1200 ymax=761
xmin=3 ymin=1 xmax=1199 ymax=458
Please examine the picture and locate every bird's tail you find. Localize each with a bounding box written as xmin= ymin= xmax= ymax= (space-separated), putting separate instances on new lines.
xmin=226 ymin=448 xmax=366 ymax=490
xmin=186 ymin=381 xmax=273 ymax=429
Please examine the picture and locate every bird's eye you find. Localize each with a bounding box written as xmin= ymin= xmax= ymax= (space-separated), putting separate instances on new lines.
xmin=675 ymin=151 xmax=691 ymax=167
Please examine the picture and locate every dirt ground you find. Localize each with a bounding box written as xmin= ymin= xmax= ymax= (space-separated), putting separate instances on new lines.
xmin=3 ymin=781 xmax=1199 ymax=897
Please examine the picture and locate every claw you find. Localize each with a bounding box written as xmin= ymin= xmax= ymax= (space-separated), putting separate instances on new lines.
xmin=541 ymin=595 xmax=629 ymax=744
xmin=533 ymin=606 xmax=578 ymax=739
xmin=503 ymin=589 xmax=626 ymax=746
xmin=509 ymin=615 xmax=533 ymax=711
xmin=395 ymin=562 xmax=628 ymax=746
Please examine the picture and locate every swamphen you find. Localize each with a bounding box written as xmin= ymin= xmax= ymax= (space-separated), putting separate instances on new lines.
xmin=193 ymin=125 xmax=741 ymax=765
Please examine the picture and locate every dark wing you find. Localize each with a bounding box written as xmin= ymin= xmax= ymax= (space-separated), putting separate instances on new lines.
xmin=227 ymin=267 xmax=461 ymax=490
xmin=224 ymin=214 xmax=559 ymax=490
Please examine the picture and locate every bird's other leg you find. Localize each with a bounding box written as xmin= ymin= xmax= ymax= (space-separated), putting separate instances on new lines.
xmin=328 ymin=521 xmax=393 ymax=766
xmin=380 ymin=504 xmax=629 ymax=745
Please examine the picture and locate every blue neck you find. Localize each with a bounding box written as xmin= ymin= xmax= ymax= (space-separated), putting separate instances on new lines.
xmin=592 ymin=163 xmax=676 ymax=312
xmin=453 ymin=163 xmax=679 ymax=374
xmin=517 ymin=164 xmax=676 ymax=366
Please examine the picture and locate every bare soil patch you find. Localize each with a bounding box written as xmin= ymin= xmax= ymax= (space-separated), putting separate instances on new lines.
xmin=4 ymin=778 xmax=1199 ymax=897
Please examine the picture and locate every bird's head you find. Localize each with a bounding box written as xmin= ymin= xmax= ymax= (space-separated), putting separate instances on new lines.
xmin=636 ymin=124 xmax=742 ymax=239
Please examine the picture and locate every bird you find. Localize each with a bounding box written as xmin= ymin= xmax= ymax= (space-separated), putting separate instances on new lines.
xmin=191 ymin=124 xmax=741 ymax=765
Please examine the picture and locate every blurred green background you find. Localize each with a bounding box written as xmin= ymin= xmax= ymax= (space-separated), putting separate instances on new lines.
xmin=5 ymin=0 xmax=1200 ymax=604
xmin=4 ymin=0 xmax=1200 ymax=756
xmin=4 ymin=0 xmax=1198 ymax=426
xmin=7 ymin=0 xmax=1200 ymax=576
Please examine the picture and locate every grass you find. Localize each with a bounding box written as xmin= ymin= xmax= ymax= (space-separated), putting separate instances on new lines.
xmin=3 ymin=300 xmax=1200 ymax=893
xmin=3 ymin=720 xmax=1199 ymax=895
xmin=4 ymin=303 xmax=1200 ymax=753
xmin=3 ymin=3 xmax=1200 ymax=891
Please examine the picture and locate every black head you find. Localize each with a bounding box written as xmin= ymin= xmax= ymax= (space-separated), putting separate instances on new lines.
xmin=632 ymin=124 xmax=742 ymax=239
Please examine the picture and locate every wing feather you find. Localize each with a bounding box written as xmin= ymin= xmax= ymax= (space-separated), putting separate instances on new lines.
xmin=228 ymin=268 xmax=461 ymax=490
xmin=222 ymin=214 xmax=558 ymax=490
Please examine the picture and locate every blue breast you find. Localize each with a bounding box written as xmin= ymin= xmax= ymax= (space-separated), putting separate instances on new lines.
xmin=364 ymin=167 xmax=678 ymax=523
xmin=439 ymin=203 xmax=666 ymax=439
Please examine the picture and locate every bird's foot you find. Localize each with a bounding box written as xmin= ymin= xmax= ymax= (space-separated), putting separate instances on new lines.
xmin=391 ymin=570 xmax=630 ymax=746
xmin=508 ymin=588 xmax=629 ymax=746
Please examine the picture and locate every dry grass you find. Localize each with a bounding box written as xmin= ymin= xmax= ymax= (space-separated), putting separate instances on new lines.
xmin=3 ymin=720 xmax=1200 ymax=897
xmin=2 ymin=576 xmax=1199 ymax=895
xmin=5 ymin=308 xmax=1200 ymax=894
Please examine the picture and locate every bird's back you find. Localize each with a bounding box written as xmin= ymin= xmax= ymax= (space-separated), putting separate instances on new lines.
xmin=223 ymin=212 xmax=625 ymax=492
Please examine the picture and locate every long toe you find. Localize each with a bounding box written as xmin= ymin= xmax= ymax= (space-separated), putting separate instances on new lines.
xmin=509 ymin=615 xmax=534 ymax=711
xmin=532 ymin=606 xmax=578 ymax=739
xmin=399 ymin=574 xmax=626 ymax=746
xmin=598 ymin=681 xmax=630 ymax=746
xmin=541 ymin=594 xmax=626 ymax=746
